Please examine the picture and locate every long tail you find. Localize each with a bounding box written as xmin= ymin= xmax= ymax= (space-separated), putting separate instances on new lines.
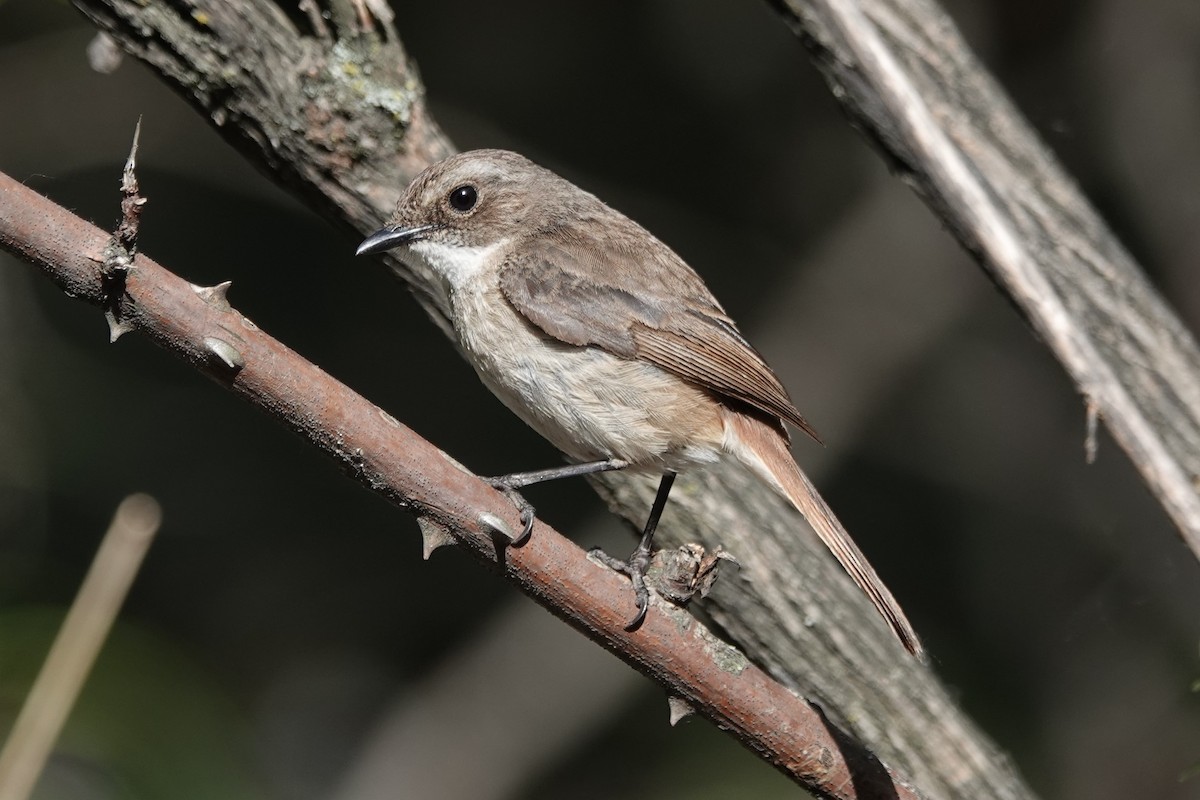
xmin=724 ymin=410 xmax=925 ymax=660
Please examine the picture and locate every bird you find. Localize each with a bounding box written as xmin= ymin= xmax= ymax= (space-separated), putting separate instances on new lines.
xmin=357 ymin=149 xmax=923 ymax=658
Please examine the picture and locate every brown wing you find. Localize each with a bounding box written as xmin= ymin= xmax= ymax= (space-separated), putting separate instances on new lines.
xmin=497 ymin=232 xmax=821 ymax=443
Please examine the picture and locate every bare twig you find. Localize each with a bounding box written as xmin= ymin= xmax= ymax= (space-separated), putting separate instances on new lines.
xmin=0 ymin=494 xmax=162 ymax=800
xmin=0 ymin=170 xmax=923 ymax=800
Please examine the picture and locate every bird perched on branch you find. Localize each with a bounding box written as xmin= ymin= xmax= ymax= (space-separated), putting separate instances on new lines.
xmin=358 ymin=149 xmax=923 ymax=659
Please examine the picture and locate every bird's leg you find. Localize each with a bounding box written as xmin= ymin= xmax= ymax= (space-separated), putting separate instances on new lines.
xmin=590 ymin=471 xmax=676 ymax=631
xmin=484 ymin=458 xmax=629 ymax=545
xmin=487 ymin=458 xmax=629 ymax=489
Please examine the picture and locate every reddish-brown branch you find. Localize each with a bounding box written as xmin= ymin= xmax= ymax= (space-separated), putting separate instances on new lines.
xmin=0 ymin=171 xmax=923 ymax=800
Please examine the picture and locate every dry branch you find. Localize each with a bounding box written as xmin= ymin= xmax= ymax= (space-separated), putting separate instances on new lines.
xmin=771 ymin=0 xmax=1200 ymax=552
xmin=61 ymin=2 xmax=1042 ymax=798
xmin=0 ymin=170 xmax=923 ymax=800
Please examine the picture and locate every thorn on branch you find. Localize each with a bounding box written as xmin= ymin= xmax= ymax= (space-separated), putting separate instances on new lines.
xmin=417 ymin=518 xmax=457 ymax=559
xmin=477 ymin=511 xmax=517 ymax=545
xmin=190 ymin=280 xmax=234 ymax=311
xmin=202 ymin=336 xmax=245 ymax=372
xmin=189 ymin=284 xmax=249 ymax=376
xmin=102 ymin=119 xmax=146 ymax=342
xmin=667 ymin=696 xmax=696 ymax=726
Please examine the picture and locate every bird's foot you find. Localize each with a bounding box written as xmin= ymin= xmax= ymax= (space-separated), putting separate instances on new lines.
xmin=589 ymin=542 xmax=653 ymax=631
xmin=483 ymin=477 xmax=535 ymax=546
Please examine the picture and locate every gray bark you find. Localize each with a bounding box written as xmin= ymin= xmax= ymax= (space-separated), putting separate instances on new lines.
xmin=771 ymin=0 xmax=1200 ymax=552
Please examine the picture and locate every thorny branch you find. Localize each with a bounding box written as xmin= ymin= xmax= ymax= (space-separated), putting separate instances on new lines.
xmin=0 ymin=167 xmax=923 ymax=800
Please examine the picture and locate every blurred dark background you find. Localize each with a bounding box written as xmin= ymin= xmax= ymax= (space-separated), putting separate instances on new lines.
xmin=1 ymin=1 xmax=1198 ymax=798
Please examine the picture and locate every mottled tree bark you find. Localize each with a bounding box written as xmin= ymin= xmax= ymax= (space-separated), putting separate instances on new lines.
xmin=771 ymin=0 xmax=1200 ymax=552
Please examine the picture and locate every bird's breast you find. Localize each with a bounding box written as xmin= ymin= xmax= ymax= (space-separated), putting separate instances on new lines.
xmin=450 ymin=275 xmax=724 ymax=471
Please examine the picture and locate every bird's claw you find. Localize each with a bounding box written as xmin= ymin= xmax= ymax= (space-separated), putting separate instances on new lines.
xmin=590 ymin=544 xmax=652 ymax=631
xmin=484 ymin=478 xmax=535 ymax=546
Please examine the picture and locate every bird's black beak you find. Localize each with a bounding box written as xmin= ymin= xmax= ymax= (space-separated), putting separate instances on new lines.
xmin=356 ymin=223 xmax=440 ymax=256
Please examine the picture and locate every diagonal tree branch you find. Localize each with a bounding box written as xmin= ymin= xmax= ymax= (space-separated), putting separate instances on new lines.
xmin=769 ymin=0 xmax=1200 ymax=554
xmin=0 ymin=169 xmax=922 ymax=800
xmin=65 ymin=2 xmax=1039 ymax=798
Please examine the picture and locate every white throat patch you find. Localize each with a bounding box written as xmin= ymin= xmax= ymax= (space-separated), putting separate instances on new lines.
xmin=408 ymin=238 xmax=508 ymax=291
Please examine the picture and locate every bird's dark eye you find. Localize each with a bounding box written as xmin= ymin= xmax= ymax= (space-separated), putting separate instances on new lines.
xmin=448 ymin=185 xmax=477 ymax=212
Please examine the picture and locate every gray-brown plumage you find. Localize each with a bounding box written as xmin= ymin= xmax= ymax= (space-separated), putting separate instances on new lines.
xmin=358 ymin=149 xmax=923 ymax=658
